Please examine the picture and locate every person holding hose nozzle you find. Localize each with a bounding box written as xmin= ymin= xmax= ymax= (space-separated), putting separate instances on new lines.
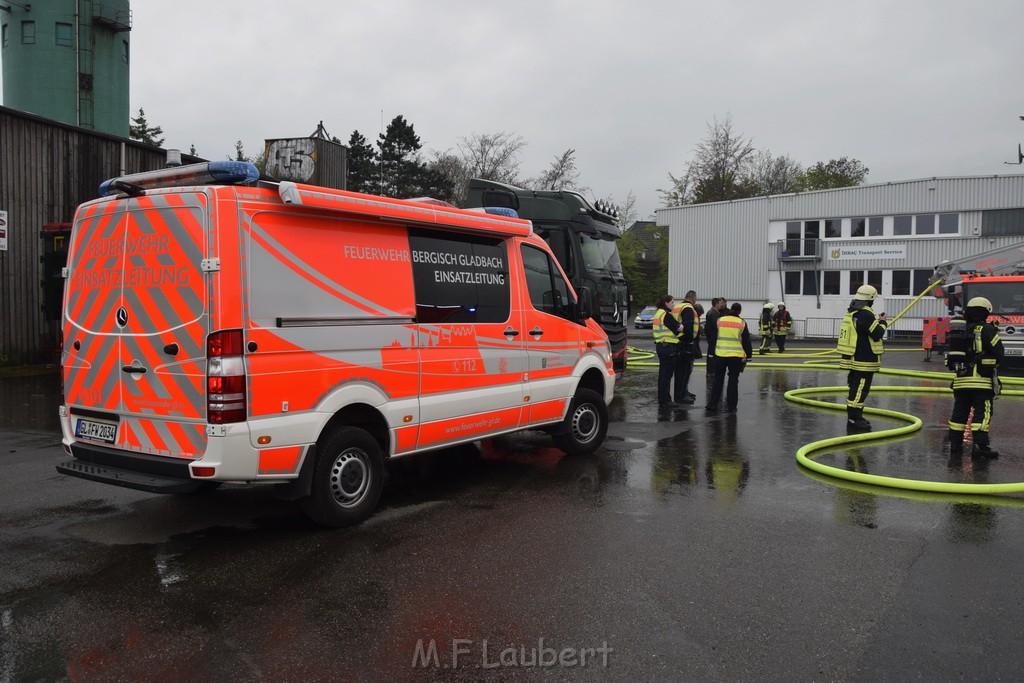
xmin=837 ymin=285 xmax=887 ymax=432
xmin=758 ymin=303 xmax=775 ymax=355
xmin=946 ymin=296 xmax=1004 ymax=460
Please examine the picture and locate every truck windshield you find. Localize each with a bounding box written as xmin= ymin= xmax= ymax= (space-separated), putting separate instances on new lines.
xmin=968 ymin=282 xmax=1024 ymax=315
xmin=577 ymin=232 xmax=623 ymax=276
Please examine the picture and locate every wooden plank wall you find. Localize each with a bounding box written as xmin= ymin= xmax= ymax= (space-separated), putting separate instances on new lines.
xmin=0 ymin=106 xmax=186 ymax=365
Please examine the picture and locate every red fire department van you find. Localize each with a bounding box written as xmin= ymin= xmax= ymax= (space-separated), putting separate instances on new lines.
xmin=57 ymin=161 xmax=615 ymax=526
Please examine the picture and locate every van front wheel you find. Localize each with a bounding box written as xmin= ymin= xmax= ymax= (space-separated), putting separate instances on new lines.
xmin=301 ymin=426 xmax=383 ymax=527
xmin=553 ymin=388 xmax=608 ymax=456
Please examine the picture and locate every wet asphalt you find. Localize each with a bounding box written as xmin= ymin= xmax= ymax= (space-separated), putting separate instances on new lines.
xmin=2 ymin=335 xmax=1024 ymax=681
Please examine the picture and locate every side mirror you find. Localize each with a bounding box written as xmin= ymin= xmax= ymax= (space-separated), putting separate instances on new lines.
xmin=576 ymin=287 xmax=594 ymax=321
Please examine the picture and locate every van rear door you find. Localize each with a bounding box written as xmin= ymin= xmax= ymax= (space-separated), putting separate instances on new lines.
xmin=63 ymin=192 xmax=210 ymax=459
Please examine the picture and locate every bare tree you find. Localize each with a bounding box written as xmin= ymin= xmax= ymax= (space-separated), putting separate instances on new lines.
xmin=745 ymin=150 xmax=803 ymax=196
xmin=457 ymin=131 xmax=527 ymax=184
xmin=427 ymin=151 xmax=471 ymax=206
xmin=659 ymin=114 xmax=757 ymax=205
xmin=533 ymin=148 xmax=587 ymax=192
xmin=614 ymin=190 xmax=638 ymax=231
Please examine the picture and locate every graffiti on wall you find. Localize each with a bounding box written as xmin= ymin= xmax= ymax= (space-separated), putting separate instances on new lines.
xmin=266 ymin=139 xmax=317 ymax=182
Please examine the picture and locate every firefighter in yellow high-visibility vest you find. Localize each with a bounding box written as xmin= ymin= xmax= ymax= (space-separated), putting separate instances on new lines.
xmin=671 ymin=290 xmax=700 ymax=404
xmin=707 ymin=302 xmax=753 ymax=414
xmin=652 ymin=294 xmax=682 ymax=407
xmin=947 ymin=296 xmax=1004 ymax=459
xmin=837 ymin=285 xmax=887 ymax=431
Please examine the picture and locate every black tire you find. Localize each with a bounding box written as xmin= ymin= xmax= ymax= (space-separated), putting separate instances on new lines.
xmin=301 ymin=426 xmax=384 ymax=527
xmin=553 ymin=388 xmax=608 ymax=456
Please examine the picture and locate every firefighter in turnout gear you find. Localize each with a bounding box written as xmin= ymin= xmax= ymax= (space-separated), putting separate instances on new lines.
xmin=838 ymin=285 xmax=887 ymax=431
xmin=946 ymin=296 xmax=1004 ymax=459
xmin=758 ymin=303 xmax=775 ymax=355
xmin=772 ymin=302 xmax=792 ymax=353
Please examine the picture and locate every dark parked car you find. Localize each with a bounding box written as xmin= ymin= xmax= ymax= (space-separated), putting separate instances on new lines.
xmin=634 ymin=306 xmax=657 ymax=329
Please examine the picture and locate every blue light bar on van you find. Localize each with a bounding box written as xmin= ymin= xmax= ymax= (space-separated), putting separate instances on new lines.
xmin=482 ymin=207 xmax=519 ymax=218
xmin=98 ymin=161 xmax=260 ymax=197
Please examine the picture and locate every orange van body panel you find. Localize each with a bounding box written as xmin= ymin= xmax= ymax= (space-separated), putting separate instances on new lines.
xmin=257 ymin=446 xmax=304 ymax=475
xmin=61 ymin=177 xmax=614 ymax=489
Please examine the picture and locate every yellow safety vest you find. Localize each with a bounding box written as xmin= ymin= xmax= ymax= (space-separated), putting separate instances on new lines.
xmin=841 ymin=306 xmax=885 ymax=372
xmin=716 ymin=316 xmax=746 ymax=358
xmin=837 ymin=310 xmax=855 ymax=356
xmin=652 ymin=308 xmax=678 ymax=344
xmin=672 ymin=301 xmax=700 ymax=338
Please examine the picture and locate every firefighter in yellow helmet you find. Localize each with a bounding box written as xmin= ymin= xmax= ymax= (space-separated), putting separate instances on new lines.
xmin=772 ymin=302 xmax=792 ymax=353
xmin=946 ymin=296 xmax=1004 ymax=459
xmin=757 ymin=302 xmax=774 ymax=355
xmin=837 ymin=285 xmax=887 ymax=431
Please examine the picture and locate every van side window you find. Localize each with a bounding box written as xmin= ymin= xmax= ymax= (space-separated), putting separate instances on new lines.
xmin=521 ymin=244 xmax=572 ymax=319
xmin=409 ymin=229 xmax=510 ymax=324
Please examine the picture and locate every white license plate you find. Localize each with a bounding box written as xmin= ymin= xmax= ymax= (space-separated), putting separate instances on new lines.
xmin=75 ymin=418 xmax=117 ymax=444
xmin=1005 ymin=348 xmax=1024 ymax=356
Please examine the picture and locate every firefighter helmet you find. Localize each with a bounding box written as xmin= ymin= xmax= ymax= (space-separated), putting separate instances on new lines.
xmin=777 ymin=302 xmax=786 ymax=308
xmin=854 ymin=284 xmax=877 ymax=301
xmin=763 ymin=302 xmax=774 ymax=309
xmin=966 ymin=296 xmax=993 ymax=313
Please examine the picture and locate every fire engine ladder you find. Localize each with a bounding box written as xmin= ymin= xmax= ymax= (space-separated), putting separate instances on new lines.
xmin=933 ymin=241 xmax=1024 ymax=288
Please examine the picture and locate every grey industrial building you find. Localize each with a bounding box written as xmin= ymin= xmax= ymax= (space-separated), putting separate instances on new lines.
xmin=656 ymin=175 xmax=1024 ymax=338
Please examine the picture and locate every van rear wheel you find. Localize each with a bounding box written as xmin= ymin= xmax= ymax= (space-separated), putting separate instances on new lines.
xmin=301 ymin=426 xmax=383 ymax=527
xmin=553 ymin=388 xmax=608 ymax=456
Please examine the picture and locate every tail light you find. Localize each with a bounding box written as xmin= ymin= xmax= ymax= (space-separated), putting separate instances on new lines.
xmin=207 ymin=329 xmax=247 ymax=424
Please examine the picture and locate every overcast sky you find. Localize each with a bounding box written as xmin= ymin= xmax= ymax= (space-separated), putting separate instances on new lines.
xmin=7 ymin=1 xmax=1024 ymax=219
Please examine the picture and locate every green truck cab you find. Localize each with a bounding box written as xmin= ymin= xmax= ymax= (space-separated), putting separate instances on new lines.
xmin=467 ymin=178 xmax=629 ymax=374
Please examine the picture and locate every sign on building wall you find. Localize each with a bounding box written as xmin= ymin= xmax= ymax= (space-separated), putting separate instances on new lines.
xmin=0 ymin=210 xmax=8 ymax=251
xmin=829 ymin=244 xmax=905 ymax=260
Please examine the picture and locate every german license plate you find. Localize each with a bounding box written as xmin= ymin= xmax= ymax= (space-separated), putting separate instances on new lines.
xmin=75 ymin=418 xmax=117 ymax=444
xmin=1005 ymin=348 xmax=1024 ymax=356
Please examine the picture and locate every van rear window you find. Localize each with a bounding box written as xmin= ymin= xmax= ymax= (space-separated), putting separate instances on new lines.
xmin=409 ymin=229 xmax=510 ymax=324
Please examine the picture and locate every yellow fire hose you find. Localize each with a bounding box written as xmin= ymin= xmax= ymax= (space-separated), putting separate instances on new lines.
xmin=625 ymin=278 xmax=1024 ymax=497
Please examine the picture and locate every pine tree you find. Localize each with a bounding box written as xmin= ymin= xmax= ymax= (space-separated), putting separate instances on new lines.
xmin=347 ymin=130 xmax=379 ymax=194
xmin=377 ymin=115 xmax=423 ymax=198
xmin=129 ymin=108 xmax=165 ymax=147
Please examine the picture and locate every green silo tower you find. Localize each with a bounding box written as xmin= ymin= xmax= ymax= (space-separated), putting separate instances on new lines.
xmin=1 ymin=0 xmax=131 ymax=136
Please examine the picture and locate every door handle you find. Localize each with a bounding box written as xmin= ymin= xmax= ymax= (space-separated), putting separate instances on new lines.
xmin=503 ymin=326 xmax=520 ymax=337
xmin=122 ymin=366 xmax=147 ymax=374
xmin=529 ymin=326 xmax=544 ymax=337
